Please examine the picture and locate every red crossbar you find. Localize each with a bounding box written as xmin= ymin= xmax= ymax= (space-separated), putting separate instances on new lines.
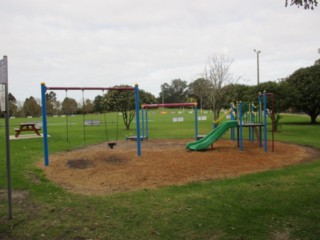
xmin=142 ymin=103 xmax=197 ymax=108
xmin=46 ymin=87 xmax=134 ymax=91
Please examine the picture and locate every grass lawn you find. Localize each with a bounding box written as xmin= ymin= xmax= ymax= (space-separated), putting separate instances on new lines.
xmin=0 ymin=111 xmax=319 ymax=239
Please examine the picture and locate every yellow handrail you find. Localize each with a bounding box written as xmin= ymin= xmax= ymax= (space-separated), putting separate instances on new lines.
xmin=213 ymin=108 xmax=232 ymax=124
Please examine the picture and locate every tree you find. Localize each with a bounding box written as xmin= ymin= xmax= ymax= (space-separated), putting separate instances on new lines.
xmin=203 ymin=54 xmax=240 ymax=121
xmin=103 ymin=86 xmax=156 ymax=130
xmin=158 ymin=79 xmax=189 ymax=104
xmin=82 ymin=99 xmax=94 ymax=114
xmin=103 ymin=87 xmax=135 ymax=130
xmin=139 ymin=90 xmax=157 ymax=106
xmin=286 ymin=65 xmax=320 ymax=124
xmin=8 ymin=93 xmax=18 ymax=117
xmin=46 ymin=91 xmax=59 ymax=116
xmin=257 ymin=81 xmax=290 ymax=131
xmin=285 ymin=0 xmax=318 ymax=9
xmin=188 ymin=78 xmax=211 ymax=110
xmin=23 ymin=96 xmax=41 ymax=117
xmin=93 ymin=95 xmax=104 ymax=113
xmin=61 ymin=97 xmax=78 ymax=115
xmin=0 ymin=93 xmax=18 ymax=117
xmin=225 ymin=84 xmax=252 ymax=102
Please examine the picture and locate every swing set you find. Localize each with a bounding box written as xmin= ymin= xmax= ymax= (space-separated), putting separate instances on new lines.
xmin=71 ymin=89 xmax=120 ymax=144
xmin=40 ymin=83 xmax=141 ymax=166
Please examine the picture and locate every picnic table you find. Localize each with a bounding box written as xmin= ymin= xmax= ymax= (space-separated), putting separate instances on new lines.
xmin=14 ymin=123 xmax=42 ymax=138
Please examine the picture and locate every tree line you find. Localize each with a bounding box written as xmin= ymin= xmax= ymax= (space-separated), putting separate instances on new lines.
xmin=3 ymin=57 xmax=319 ymax=129
xmin=161 ymin=57 xmax=320 ymax=125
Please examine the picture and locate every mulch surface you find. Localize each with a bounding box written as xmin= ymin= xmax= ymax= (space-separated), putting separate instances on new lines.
xmin=39 ymin=139 xmax=320 ymax=196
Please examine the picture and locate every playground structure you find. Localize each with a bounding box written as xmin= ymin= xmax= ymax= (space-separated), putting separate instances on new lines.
xmin=140 ymin=103 xmax=199 ymax=140
xmin=40 ymin=83 xmax=142 ymax=166
xmin=37 ymin=88 xmax=319 ymax=197
xmin=186 ymin=91 xmax=275 ymax=152
xmin=40 ymin=82 xmax=275 ymax=165
xmin=236 ymin=91 xmax=275 ymax=152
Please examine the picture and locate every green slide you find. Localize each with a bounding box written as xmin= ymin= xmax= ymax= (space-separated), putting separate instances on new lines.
xmin=186 ymin=120 xmax=238 ymax=151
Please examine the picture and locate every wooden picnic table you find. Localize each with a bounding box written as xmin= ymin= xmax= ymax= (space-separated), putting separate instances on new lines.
xmin=14 ymin=123 xmax=42 ymax=138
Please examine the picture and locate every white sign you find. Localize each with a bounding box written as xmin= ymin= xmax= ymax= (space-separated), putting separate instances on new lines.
xmin=0 ymin=56 xmax=8 ymax=84
xmin=172 ymin=117 xmax=184 ymax=122
xmin=198 ymin=115 xmax=207 ymax=121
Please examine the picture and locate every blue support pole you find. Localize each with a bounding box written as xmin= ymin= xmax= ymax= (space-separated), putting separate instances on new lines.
xmin=146 ymin=109 xmax=149 ymax=139
xmin=258 ymin=94 xmax=262 ymax=147
xmin=263 ymin=91 xmax=268 ymax=152
xmin=239 ymin=102 xmax=243 ymax=151
xmin=141 ymin=108 xmax=145 ymax=139
xmin=194 ymin=104 xmax=198 ymax=140
xmin=134 ymin=84 xmax=141 ymax=156
xmin=251 ymin=103 xmax=255 ymax=142
xmin=230 ymin=103 xmax=235 ymax=141
xmin=41 ymin=83 xmax=49 ymax=166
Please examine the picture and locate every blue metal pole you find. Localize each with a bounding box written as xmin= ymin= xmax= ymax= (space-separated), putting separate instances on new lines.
xmin=230 ymin=103 xmax=235 ymax=141
xmin=239 ymin=102 xmax=243 ymax=151
xmin=263 ymin=91 xmax=268 ymax=152
xmin=258 ymin=94 xmax=262 ymax=147
xmin=146 ymin=109 xmax=149 ymax=139
xmin=195 ymin=104 xmax=198 ymax=140
xmin=41 ymin=83 xmax=49 ymax=166
xmin=141 ymin=108 xmax=145 ymax=139
xmin=134 ymin=84 xmax=141 ymax=156
xmin=251 ymin=103 xmax=255 ymax=142
xmin=247 ymin=103 xmax=251 ymax=142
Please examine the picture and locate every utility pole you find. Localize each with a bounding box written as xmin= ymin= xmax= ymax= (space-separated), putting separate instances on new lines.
xmin=254 ymin=49 xmax=261 ymax=86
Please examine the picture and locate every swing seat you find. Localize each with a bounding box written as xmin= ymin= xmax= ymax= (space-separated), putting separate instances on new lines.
xmin=108 ymin=142 xmax=117 ymax=149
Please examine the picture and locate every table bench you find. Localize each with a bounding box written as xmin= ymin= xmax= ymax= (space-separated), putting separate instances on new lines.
xmin=14 ymin=123 xmax=42 ymax=138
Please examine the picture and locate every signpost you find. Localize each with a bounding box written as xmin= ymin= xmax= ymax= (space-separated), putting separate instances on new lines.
xmin=0 ymin=56 xmax=12 ymax=219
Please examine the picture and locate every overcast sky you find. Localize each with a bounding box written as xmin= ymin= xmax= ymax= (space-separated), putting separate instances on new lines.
xmin=1 ymin=0 xmax=319 ymax=102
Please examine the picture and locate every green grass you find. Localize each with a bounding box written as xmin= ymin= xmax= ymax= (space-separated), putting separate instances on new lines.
xmin=0 ymin=111 xmax=320 ymax=239
xmin=275 ymin=114 xmax=320 ymax=148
